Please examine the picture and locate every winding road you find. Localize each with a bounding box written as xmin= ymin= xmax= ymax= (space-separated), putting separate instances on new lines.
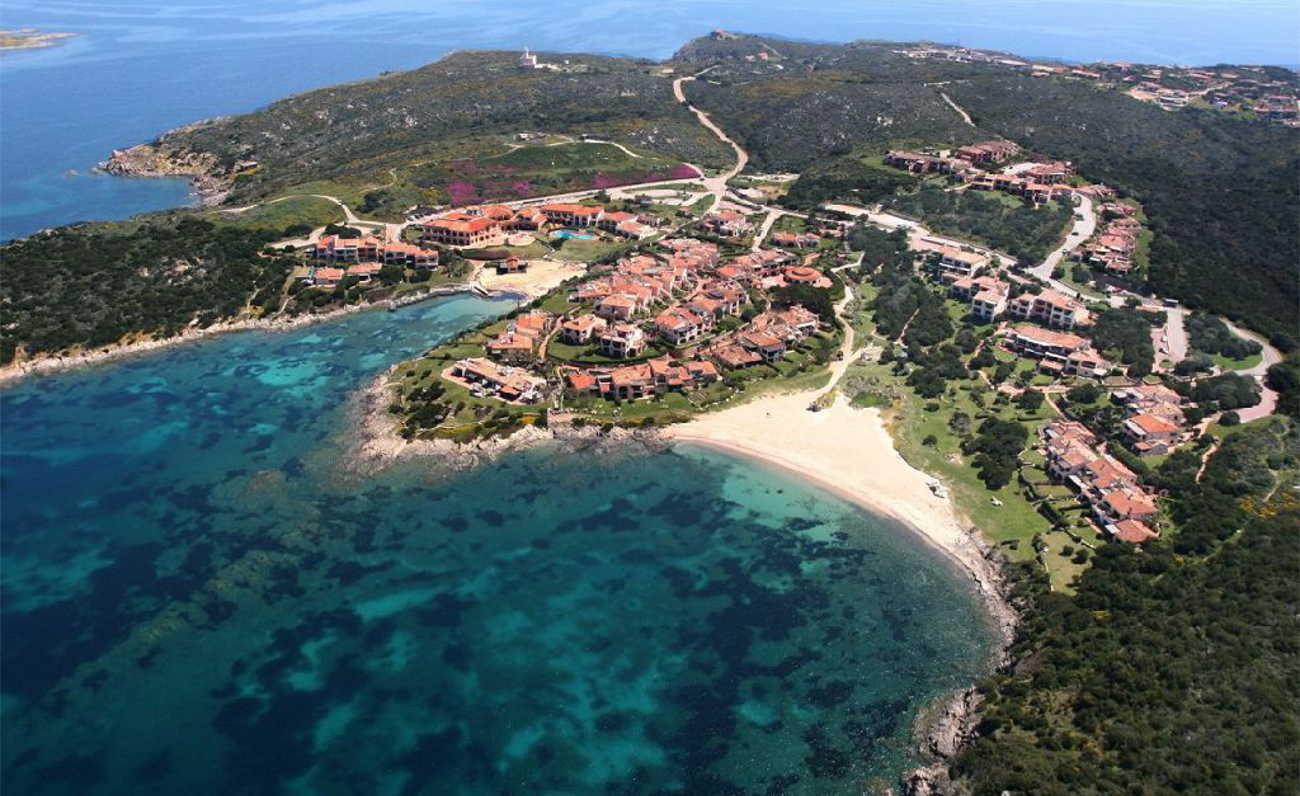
xmin=673 ymin=70 xmax=749 ymax=213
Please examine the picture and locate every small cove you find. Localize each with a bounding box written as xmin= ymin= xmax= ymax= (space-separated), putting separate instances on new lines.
xmin=0 ymin=294 xmax=996 ymax=793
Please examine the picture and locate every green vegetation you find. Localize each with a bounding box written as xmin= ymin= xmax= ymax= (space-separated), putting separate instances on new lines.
xmin=1087 ymin=307 xmax=1161 ymax=377
xmin=1185 ymin=312 xmax=1263 ymax=362
xmin=943 ymin=75 xmax=1299 ymax=343
xmin=783 ymin=154 xmax=921 ymax=209
xmin=207 ymin=196 xmax=344 ymax=232
xmin=882 ymin=188 xmax=1072 ymax=265
xmin=131 ymin=51 xmax=732 ymax=211
xmin=1191 ymin=372 xmax=1262 ymax=411
xmin=0 ymin=217 xmax=294 ymax=363
xmin=409 ymin=142 xmax=692 ymax=206
xmin=1266 ymin=353 xmax=1300 ymax=418
xmin=953 ymin=420 xmax=1298 ymax=794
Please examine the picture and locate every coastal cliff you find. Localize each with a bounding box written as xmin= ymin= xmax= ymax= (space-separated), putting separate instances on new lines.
xmin=99 ymin=123 xmax=231 ymax=203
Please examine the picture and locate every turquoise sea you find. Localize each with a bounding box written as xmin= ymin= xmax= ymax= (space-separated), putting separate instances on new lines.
xmin=2 ymin=0 xmax=1297 ymax=240
xmin=1 ymin=296 xmax=996 ymax=793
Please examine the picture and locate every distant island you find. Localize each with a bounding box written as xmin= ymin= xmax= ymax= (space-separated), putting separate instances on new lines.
xmin=0 ymin=28 xmax=77 ymax=52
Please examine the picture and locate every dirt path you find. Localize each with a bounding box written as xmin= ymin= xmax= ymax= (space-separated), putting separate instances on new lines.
xmin=673 ymin=69 xmax=749 ymax=213
xmin=940 ymin=92 xmax=976 ymax=127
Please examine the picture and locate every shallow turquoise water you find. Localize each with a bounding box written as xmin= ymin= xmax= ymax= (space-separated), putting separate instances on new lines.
xmin=0 ymin=296 xmax=994 ymax=794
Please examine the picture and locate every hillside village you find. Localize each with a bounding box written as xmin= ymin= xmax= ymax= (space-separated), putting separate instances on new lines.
xmin=276 ymin=109 xmax=1272 ymax=575
xmin=6 ymin=38 xmax=1289 ymax=596
xmin=893 ymin=42 xmax=1300 ymax=123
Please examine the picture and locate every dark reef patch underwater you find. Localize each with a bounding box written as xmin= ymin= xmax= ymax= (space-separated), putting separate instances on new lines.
xmin=0 ymin=295 xmax=993 ymax=794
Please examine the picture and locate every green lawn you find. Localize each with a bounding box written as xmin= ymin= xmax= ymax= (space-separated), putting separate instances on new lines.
xmin=1212 ymin=351 xmax=1263 ymax=371
xmin=841 ymin=345 xmax=1083 ymax=590
xmin=551 ymin=236 xmax=636 ymax=263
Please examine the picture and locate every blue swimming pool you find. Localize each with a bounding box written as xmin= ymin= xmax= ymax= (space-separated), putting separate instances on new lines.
xmin=550 ymin=228 xmax=596 ymax=240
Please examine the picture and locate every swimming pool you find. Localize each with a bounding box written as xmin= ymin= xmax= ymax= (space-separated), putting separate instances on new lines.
xmin=550 ymin=229 xmax=596 ymax=240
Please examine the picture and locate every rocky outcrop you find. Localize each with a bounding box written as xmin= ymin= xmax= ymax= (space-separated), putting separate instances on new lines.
xmin=99 ymin=124 xmax=231 ymax=204
xmin=899 ymin=688 xmax=983 ymax=796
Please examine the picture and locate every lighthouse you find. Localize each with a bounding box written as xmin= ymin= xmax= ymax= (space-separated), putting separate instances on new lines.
xmin=520 ymin=48 xmax=539 ymax=69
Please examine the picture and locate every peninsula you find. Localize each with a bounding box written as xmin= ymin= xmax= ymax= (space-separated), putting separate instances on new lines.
xmin=0 ymin=28 xmax=77 ymax=51
xmin=2 ymin=31 xmax=1297 ymax=795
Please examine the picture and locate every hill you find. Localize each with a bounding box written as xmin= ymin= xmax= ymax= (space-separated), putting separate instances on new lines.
xmin=671 ymin=35 xmax=1299 ymax=344
xmin=106 ymin=50 xmax=733 ymax=214
xmin=943 ymin=75 xmax=1299 ymax=345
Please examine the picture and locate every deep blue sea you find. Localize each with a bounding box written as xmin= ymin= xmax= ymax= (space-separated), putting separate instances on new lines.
xmin=1 ymin=296 xmax=995 ymax=793
xmin=2 ymin=0 xmax=1297 ymax=241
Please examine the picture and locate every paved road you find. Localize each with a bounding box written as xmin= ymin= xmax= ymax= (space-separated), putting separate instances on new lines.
xmin=1030 ymin=193 xmax=1096 ymax=284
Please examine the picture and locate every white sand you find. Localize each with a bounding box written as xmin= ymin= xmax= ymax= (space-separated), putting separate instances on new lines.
xmin=475 ymin=259 xmax=587 ymax=299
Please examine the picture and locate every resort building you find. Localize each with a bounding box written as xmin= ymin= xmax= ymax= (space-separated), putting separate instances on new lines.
xmin=704 ymin=210 xmax=754 ymax=237
xmin=933 ymin=246 xmax=990 ymax=279
xmin=345 ymin=262 xmax=383 ymax=283
xmin=422 ymin=215 xmax=503 ymax=247
xmin=380 ymin=242 xmax=439 ymax=269
xmin=1123 ymin=413 xmax=1182 ymax=454
xmin=445 ymin=358 xmax=545 ymax=404
xmin=560 ymin=314 xmax=606 ymax=345
xmin=971 ymin=289 xmax=1008 ymax=322
xmin=540 ymin=203 xmax=603 ymax=227
xmin=310 ymin=235 xmax=381 ymax=261
xmin=313 ymin=267 xmax=345 ymax=287
xmin=595 ymin=294 xmax=642 ymax=322
xmin=1006 ymin=288 xmax=1087 ymax=329
xmin=654 ymin=307 xmax=713 ymax=346
xmin=598 ymin=323 xmax=646 ymax=358
xmin=955 ymin=140 xmax=1021 ymax=164
xmin=738 ymin=330 xmax=786 ymax=362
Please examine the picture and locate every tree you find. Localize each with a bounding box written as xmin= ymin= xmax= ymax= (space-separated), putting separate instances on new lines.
xmin=1017 ymin=388 xmax=1045 ymax=412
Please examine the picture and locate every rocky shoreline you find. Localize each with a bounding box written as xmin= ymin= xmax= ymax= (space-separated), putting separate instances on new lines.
xmin=0 ymin=284 xmax=486 ymax=388
xmin=344 ymin=367 xmax=669 ymax=478
xmin=99 ymin=125 xmax=231 ymax=205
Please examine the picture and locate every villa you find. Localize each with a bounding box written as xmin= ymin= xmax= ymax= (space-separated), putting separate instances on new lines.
xmin=956 ymin=140 xmax=1021 ymax=164
xmin=309 ymin=235 xmax=381 ymax=261
xmin=598 ymin=323 xmax=646 ymax=358
xmin=1123 ymin=412 xmax=1182 ymax=454
xmin=446 ymin=358 xmax=545 ymax=404
xmin=704 ymin=210 xmax=754 ymax=237
xmin=540 ymin=203 xmax=603 ymax=227
xmin=655 ymin=306 xmax=713 ymax=346
xmin=1006 ymin=288 xmax=1088 ymax=329
xmin=933 ymin=246 xmax=990 ymax=279
xmin=313 ymin=267 xmax=345 ymax=287
xmin=422 ymin=215 xmax=503 ymax=247
xmin=560 ymin=314 xmax=606 ymax=345
xmin=345 ymin=262 xmax=383 ymax=282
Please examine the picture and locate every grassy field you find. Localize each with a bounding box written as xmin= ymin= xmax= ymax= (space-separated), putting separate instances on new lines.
xmin=207 ymin=197 xmax=344 ymax=231
xmin=1212 ymin=351 xmax=1263 ymax=371
xmin=838 ymin=297 xmax=1093 ymax=593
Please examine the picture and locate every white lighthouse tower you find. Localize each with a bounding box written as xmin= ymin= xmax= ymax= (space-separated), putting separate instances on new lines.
xmin=519 ymin=47 xmax=539 ymax=69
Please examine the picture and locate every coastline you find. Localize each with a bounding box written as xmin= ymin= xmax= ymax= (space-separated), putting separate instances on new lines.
xmin=348 ymin=370 xmax=1017 ymax=794
xmin=0 ymin=284 xmax=497 ymax=389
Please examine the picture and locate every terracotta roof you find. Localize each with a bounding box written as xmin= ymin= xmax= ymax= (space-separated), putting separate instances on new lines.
xmin=1128 ymin=413 xmax=1180 ymax=435
xmin=1109 ymin=518 xmax=1159 ymax=544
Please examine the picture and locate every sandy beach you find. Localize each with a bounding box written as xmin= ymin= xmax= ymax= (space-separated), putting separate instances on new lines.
xmin=663 ymin=391 xmax=1017 ymax=651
